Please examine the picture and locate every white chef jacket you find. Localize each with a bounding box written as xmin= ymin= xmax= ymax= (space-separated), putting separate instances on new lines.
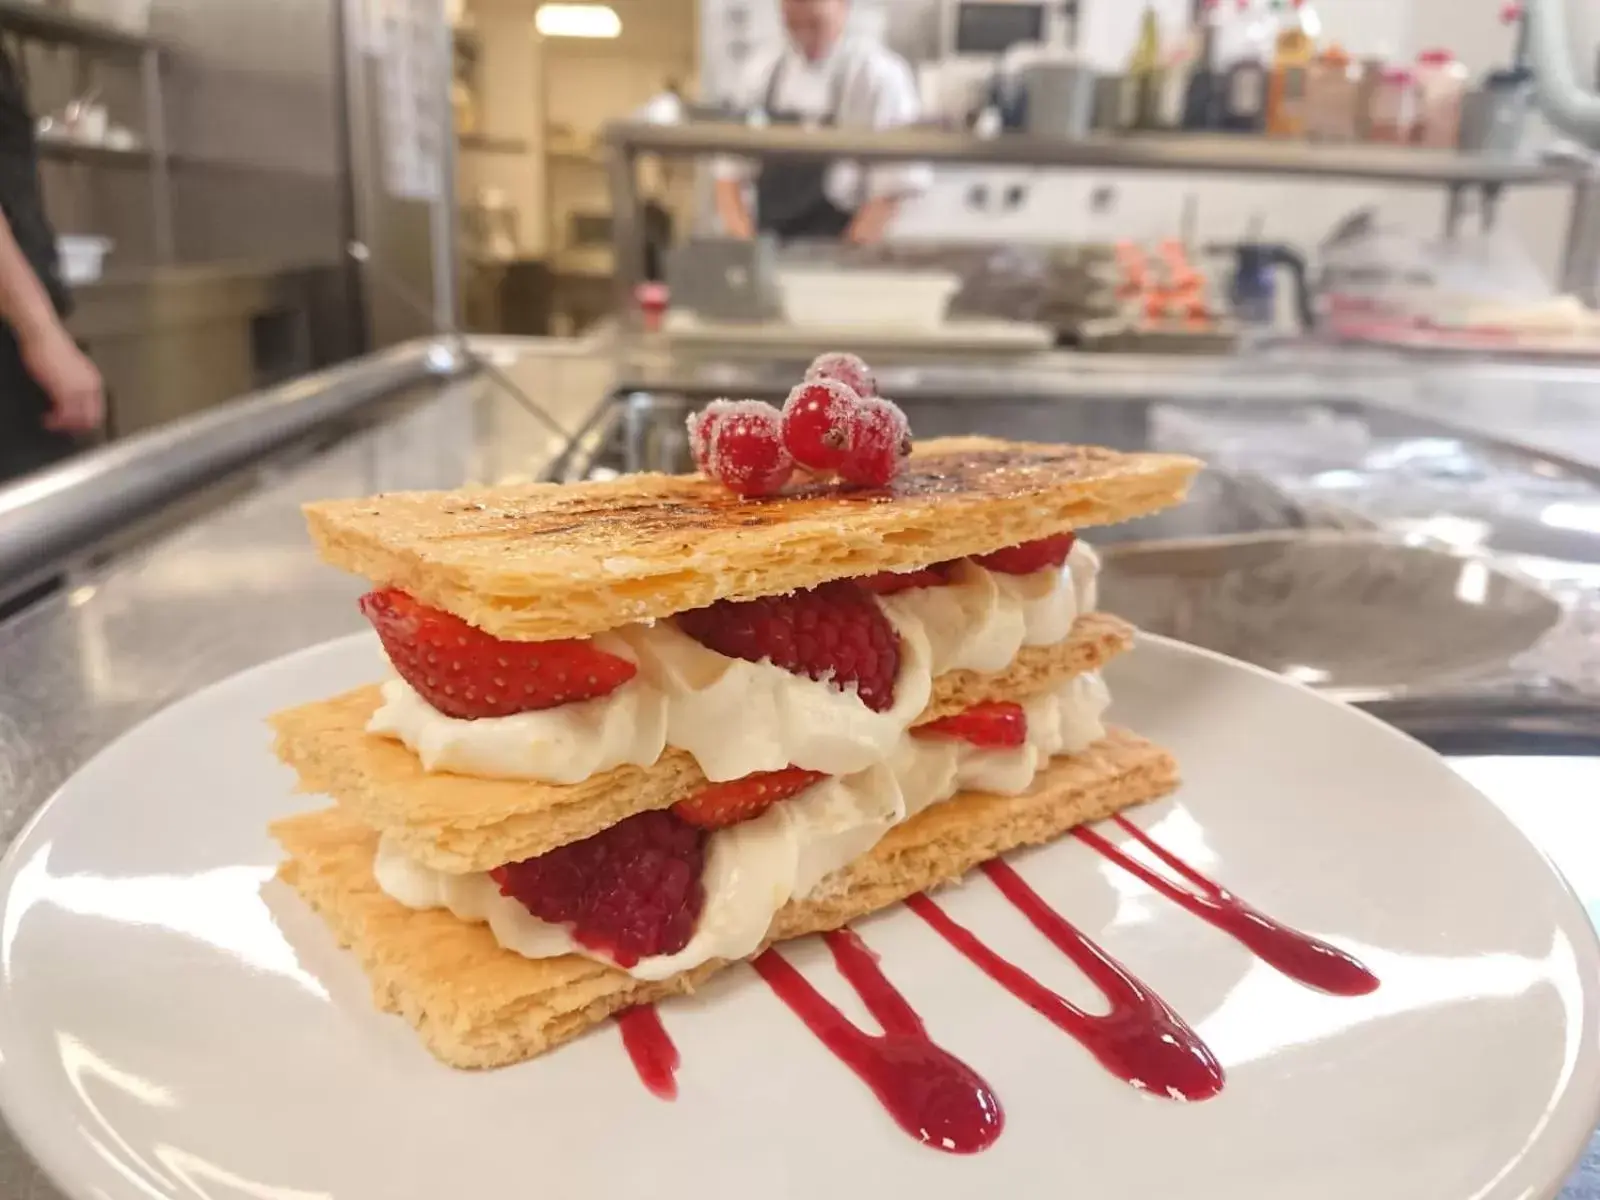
xmin=713 ymin=37 xmax=932 ymax=215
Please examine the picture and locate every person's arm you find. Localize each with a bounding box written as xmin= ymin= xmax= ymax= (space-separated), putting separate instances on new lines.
xmin=709 ymin=55 xmax=768 ymax=239
xmin=713 ymin=177 xmax=755 ymax=239
xmin=846 ymin=54 xmax=928 ymax=246
xmin=0 ymin=208 xmax=101 ymax=434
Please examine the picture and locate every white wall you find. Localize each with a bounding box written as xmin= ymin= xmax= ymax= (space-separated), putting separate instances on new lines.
xmin=459 ymin=0 xmax=547 ymax=255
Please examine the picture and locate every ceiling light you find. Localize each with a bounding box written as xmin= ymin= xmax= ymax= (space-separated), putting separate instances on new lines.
xmin=536 ymin=4 xmax=621 ymax=38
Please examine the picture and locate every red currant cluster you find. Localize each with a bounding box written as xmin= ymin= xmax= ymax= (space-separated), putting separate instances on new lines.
xmin=686 ymin=353 xmax=912 ymax=498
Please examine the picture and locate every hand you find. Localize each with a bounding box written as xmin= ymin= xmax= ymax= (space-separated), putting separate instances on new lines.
xmin=845 ymin=196 xmax=900 ymax=246
xmin=22 ymin=328 xmax=103 ymax=435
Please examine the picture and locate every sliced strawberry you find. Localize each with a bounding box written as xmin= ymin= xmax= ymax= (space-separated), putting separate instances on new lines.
xmin=677 ymin=581 xmax=901 ymax=712
xmin=913 ymin=701 xmax=1028 ymax=749
xmin=359 ymin=588 xmax=636 ymax=720
xmin=672 ymin=767 xmax=828 ymax=829
xmin=972 ymin=532 xmax=1078 ymax=576
xmin=858 ymin=564 xmax=954 ymax=595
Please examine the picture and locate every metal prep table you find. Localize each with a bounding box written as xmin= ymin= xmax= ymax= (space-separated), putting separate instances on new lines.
xmin=0 ymin=338 xmax=1598 ymax=1199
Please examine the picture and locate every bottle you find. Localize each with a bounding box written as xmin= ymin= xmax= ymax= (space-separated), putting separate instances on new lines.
xmin=1267 ymin=0 xmax=1315 ymax=138
xmin=1182 ymin=0 xmax=1224 ymax=130
xmin=1127 ymin=7 xmax=1167 ymax=131
xmin=1160 ymin=34 xmax=1195 ymax=129
xmin=1220 ymin=0 xmax=1270 ymax=133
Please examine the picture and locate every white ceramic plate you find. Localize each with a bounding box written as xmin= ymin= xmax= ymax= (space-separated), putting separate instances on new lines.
xmin=1 ymin=634 xmax=1597 ymax=1200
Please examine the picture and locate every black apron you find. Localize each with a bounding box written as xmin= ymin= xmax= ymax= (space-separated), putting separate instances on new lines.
xmin=755 ymin=57 xmax=856 ymax=242
xmin=0 ymin=41 xmax=76 ymax=485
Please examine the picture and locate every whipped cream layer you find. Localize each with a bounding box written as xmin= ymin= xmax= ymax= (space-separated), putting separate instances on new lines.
xmin=367 ymin=540 xmax=1099 ymax=785
xmin=879 ymin=539 xmax=1098 ymax=675
xmin=617 ymin=610 xmax=933 ymax=782
xmin=374 ymin=670 xmax=1112 ymax=980
xmin=367 ymin=634 xmax=668 ymax=784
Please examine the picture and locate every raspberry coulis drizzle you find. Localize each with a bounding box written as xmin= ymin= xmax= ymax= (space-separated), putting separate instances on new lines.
xmin=616 ymin=1004 xmax=680 ymax=1100
xmin=1074 ymin=817 xmax=1380 ymax=996
xmin=752 ymin=929 xmax=1005 ymax=1154
xmin=908 ymin=862 xmax=1225 ymax=1101
xmin=615 ymin=818 xmax=1380 ymax=1145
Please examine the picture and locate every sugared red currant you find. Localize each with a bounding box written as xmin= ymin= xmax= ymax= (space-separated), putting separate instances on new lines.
xmin=838 ymin=396 xmax=911 ymax=488
xmin=699 ymin=399 xmax=794 ymax=497
xmin=781 ymin=379 xmax=862 ymax=473
xmin=805 ymin=351 xmax=877 ymax=399
xmin=686 ymin=404 xmax=726 ymax=474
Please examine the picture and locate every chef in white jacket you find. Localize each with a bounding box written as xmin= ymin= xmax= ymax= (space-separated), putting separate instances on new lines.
xmin=713 ymin=0 xmax=929 ymax=245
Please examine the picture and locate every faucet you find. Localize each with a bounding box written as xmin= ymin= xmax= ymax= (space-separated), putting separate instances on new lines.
xmin=1524 ymin=0 xmax=1600 ymax=147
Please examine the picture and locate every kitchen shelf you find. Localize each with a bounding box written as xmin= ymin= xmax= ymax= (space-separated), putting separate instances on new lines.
xmin=549 ymin=148 xmax=604 ymax=167
xmin=605 ymin=121 xmax=1593 ymax=188
xmin=602 ymin=119 xmax=1600 ymax=323
xmin=38 ymin=138 xmax=151 ymax=166
xmin=459 ymin=133 xmax=528 ymax=155
xmin=0 ymin=0 xmax=164 ymax=55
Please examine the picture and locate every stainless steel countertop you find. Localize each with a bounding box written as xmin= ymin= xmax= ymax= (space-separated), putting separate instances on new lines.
xmin=2 ymin=338 xmax=1600 ymax=1198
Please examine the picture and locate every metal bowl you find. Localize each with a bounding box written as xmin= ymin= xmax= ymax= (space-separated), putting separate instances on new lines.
xmin=1099 ymin=531 xmax=1565 ymax=703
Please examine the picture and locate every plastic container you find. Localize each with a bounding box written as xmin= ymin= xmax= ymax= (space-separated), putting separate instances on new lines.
xmin=1352 ymin=49 xmax=1388 ymax=140
xmin=775 ymin=268 xmax=962 ymax=330
xmin=1367 ymin=67 xmax=1416 ymax=144
xmin=1306 ymin=44 xmax=1359 ymax=142
xmin=57 ymin=235 xmax=112 ymax=285
xmin=1458 ymin=67 xmax=1534 ymax=156
xmin=1414 ymin=48 xmax=1469 ymax=148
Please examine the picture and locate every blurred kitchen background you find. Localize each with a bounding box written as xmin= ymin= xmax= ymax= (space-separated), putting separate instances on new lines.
xmin=8 ymin=0 xmax=1600 ymax=442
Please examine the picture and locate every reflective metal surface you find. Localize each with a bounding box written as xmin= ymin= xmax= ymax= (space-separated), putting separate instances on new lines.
xmin=0 ymin=340 xmax=459 ymax=605
xmin=1099 ymin=532 xmax=1567 ymax=703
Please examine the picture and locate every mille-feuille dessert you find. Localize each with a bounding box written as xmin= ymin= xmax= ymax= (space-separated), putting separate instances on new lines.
xmin=270 ymin=354 xmax=1201 ymax=1070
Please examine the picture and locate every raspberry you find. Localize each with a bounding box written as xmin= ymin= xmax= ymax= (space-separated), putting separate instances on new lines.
xmin=359 ymin=589 xmax=637 ymax=719
xmin=673 ymin=767 xmax=828 ymax=829
xmin=698 ymin=399 xmax=793 ymax=497
xmin=677 ymin=581 xmax=901 ymax=712
xmin=838 ymin=397 xmax=911 ymax=488
xmin=913 ymin=701 xmax=1028 ymax=749
xmin=973 ymin=533 xmax=1078 ymax=576
xmin=805 ymin=351 xmax=876 ymax=399
xmin=781 ymin=379 xmax=862 ymax=473
xmin=686 ymin=404 xmax=726 ymax=474
xmin=491 ymin=810 xmax=707 ymax=968
xmin=858 ymin=564 xmax=953 ymax=595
